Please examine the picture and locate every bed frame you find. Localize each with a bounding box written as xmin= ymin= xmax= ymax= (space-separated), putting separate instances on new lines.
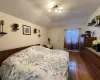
xmin=0 ymin=44 xmax=40 ymax=66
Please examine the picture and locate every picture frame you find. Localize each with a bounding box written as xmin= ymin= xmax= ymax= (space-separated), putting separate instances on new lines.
xmin=22 ymin=25 xmax=31 ymax=35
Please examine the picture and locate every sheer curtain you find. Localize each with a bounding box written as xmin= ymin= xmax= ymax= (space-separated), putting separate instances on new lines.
xmin=64 ymin=29 xmax=80 ymax=50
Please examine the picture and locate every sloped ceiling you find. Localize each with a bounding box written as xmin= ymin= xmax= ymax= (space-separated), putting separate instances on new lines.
xmin=0 ymin=0 xmax=100 ymax=28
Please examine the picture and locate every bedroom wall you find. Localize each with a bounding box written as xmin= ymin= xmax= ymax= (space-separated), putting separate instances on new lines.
xmin=0 ymin=12 xmax=48 ymax=51
xmin=87 ymin=6 xmax=100 ymax=39
xmin=48 ymin=26 xmax=87 ymax=50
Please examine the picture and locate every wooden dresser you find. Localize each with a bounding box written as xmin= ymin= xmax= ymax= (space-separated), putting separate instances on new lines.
xmin=84 ymin=48 xmax=100 ymax=80
xmin=79 ymin=37 xmax=97 ymax=58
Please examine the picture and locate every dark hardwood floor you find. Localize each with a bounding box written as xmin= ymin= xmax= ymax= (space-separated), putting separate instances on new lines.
xmin=69 ymin=52 xmax=94 ymax=80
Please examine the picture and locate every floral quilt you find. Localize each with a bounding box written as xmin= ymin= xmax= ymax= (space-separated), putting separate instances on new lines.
xmin=0 ymin=46 xmax=69 ymax=80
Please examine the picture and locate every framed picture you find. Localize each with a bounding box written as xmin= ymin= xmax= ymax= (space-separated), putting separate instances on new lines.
xmin=22 ymin=25 xmax=31 ymax=35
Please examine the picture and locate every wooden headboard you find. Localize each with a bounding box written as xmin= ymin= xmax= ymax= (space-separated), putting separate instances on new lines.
xmin=0 ymin=44 xmax=40 ymax=65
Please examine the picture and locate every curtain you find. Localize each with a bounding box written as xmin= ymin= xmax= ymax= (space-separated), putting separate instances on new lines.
xmin=64 ymin=29 xmax=80 ymax=50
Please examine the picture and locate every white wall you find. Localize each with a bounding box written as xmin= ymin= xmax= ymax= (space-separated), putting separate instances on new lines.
xmin=88 ymin=7 xmax=100 ymax=39
xmin=0 ymin=12 xmax=48 ymax=51
xmin=48 ymin=26 xmax=87 ymax=50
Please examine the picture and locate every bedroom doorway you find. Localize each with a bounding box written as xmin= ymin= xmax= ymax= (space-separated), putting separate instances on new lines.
xmin=64 ymin=28 xmax=80 ymax=51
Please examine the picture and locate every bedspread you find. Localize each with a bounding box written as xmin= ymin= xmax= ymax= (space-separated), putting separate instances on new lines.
xmin=0 ymin=46 xmax=69 ymax=80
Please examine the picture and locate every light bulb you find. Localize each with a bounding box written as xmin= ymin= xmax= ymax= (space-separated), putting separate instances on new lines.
xmin=48 ymin=9 xmax=51 ymax=12
xmin=48 ymin=1 xmax=55 ymax=8
xmin=58 ymin=9 xmax=62 ymax=13
xmin=55 ymin=9 xmax=58 ymax=12
xmin=56 ymin=7 xmax=62 ymax=13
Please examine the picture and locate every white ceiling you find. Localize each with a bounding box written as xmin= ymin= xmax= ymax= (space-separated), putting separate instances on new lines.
xmin=0 ymin=0 xmax=100 ymax=28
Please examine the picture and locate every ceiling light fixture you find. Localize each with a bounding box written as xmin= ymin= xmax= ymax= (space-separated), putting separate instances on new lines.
xmin=48 ymin=2 xmax=63 ymax=13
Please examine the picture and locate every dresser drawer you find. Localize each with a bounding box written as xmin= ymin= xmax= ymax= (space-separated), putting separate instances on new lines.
xmin=90 ymin=61 xmax=100 ymax=80
xmin=84 ymin=49 xmax=93 ymax=63
xmin=84 ymin=48 xmax=100 ymax=80
xmin=90 ymin=51 xmax=100 ymax=69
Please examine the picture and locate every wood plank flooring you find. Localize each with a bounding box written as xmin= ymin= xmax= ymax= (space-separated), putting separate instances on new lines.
xmin=68 ymin=52 xmax=94 ymax=80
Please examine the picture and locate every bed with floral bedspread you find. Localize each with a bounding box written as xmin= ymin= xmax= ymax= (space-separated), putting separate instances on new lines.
xmin=0 ymin=46 xmax=69 ymax=80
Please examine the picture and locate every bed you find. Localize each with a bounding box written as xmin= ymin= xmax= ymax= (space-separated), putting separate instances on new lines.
xmin=0 ymin=46 xmax=69 ymax=80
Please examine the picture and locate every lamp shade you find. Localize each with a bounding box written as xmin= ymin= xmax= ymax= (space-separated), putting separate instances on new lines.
xmin=1 ymin=20 xmax=4 ymax=25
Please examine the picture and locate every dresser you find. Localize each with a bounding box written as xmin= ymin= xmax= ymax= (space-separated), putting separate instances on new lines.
xmin=84 ymin=48 xmax=100 ymax=80
xmin=79 ymin=37 xmax=97 ymax=58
